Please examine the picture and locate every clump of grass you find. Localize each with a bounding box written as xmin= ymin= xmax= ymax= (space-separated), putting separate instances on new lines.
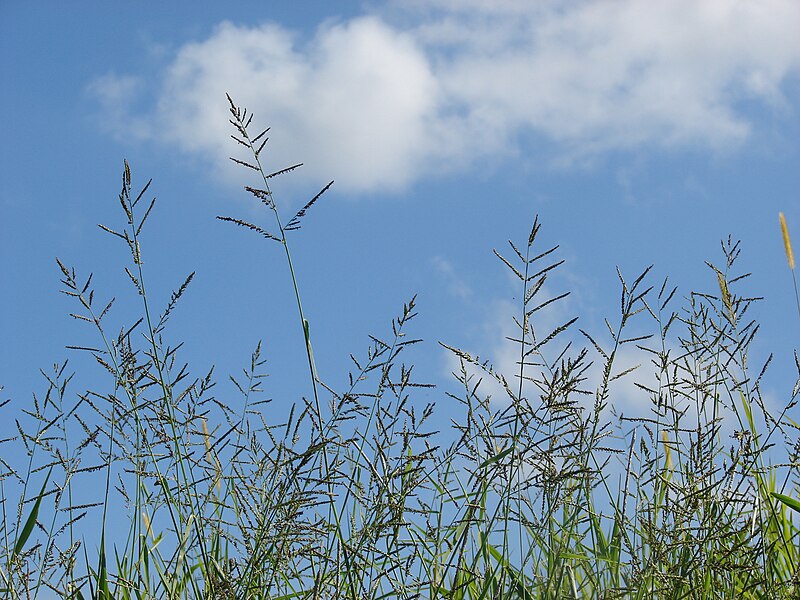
xmin=1 ymin=97 xmax=799 ymax=599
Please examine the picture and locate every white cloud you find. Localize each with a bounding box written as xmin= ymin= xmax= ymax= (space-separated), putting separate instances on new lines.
xmin=427 ymin=0 xmax=800 ymax=158
xmin=430 ymin=256 xmax=472 ymax=299
xmin=442 ymin=284 xmax=578 ymax=407
xmin=154 ymin=17 xmax=442 ymax=192
xmin=441 ymin=298 xmax=521 ymax=406
xmin=90 ymin=1 xmax=800 ymax=193
xmin=87 ymin=74 xmax=151 ymax=139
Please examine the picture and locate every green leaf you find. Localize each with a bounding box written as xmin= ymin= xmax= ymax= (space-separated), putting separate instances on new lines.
xmin=589 ymin=510 xmax=608 ymax=558
xmin=13 ymin=468 xmax=51 ymax=557
xmin=772 ymin=492 xmax=800 ymax=513
xmin=98 ymin=532 xmax=110 ymax=599
xmin=479 ymin=445 xmax=514 ymax=469
xmin=72 ymin=587 xmax=87 ymax=600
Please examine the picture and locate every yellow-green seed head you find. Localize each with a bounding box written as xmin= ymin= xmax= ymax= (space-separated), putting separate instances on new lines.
xmin=780 ymin=212 xmax=795 ymax=270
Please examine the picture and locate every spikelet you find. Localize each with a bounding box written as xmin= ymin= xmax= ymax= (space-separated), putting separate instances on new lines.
xmin=142 ymin=511 xmax=153 ymax=539
xmin=780 ymin=212 xmax=795 ymax=270
xmin=202 ymin=418 xmax=222 ymax=493
xmin=717 ymin=271 xmax=734 ymax=323
xmin=202 ymin=417 xmax=212 ymax=454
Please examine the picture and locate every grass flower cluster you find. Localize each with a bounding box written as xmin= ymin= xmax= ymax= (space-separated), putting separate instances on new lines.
xmin=2 ymin=97 xmax=800 ymax=599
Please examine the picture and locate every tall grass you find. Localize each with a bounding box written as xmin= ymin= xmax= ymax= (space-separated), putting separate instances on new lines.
xmin=2 ymin=97 xmax=799 ymax=598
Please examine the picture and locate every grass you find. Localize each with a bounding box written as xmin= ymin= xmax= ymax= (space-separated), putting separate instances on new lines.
xmin=2 ymin=96 xmax=800 ymax=598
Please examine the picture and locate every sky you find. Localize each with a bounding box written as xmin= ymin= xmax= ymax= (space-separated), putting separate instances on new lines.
xmin=1 ymin=1 xmax=800 ymax=505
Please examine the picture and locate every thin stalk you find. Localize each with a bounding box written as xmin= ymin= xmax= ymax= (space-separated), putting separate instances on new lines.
xmin=225 ymin=97 xmax=345 ymax=596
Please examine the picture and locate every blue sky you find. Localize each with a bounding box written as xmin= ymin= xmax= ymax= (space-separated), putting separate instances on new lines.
xmin=2 ymin=1 xmax=800 ymax=472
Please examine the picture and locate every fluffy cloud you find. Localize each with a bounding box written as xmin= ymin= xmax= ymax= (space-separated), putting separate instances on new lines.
xmin=425 ymin=0 xmax=800 ymax=157
xmin=442 ymin=288 xmax=583 ymax=409
xmin=158 ymin=18 xmax=441 ymax=192
xmin=104 ymin=17 xmax=438 ymax=193
xmin=90 ymin=1 xmax=800 ymax=193
xmin=430 ymin=256 xmax=473 ymax=300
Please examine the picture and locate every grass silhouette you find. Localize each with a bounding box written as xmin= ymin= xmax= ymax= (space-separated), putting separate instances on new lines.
xmin=2 ymin=97 xmax=799 ymax=599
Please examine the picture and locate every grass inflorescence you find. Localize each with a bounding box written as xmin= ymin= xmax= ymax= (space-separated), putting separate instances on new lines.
xmin=2 ymin=97 xmax=800 ymax=599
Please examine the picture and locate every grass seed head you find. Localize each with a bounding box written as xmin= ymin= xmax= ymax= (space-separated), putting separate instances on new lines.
xmin=780 ymin=212 xmax=795 ymax=270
